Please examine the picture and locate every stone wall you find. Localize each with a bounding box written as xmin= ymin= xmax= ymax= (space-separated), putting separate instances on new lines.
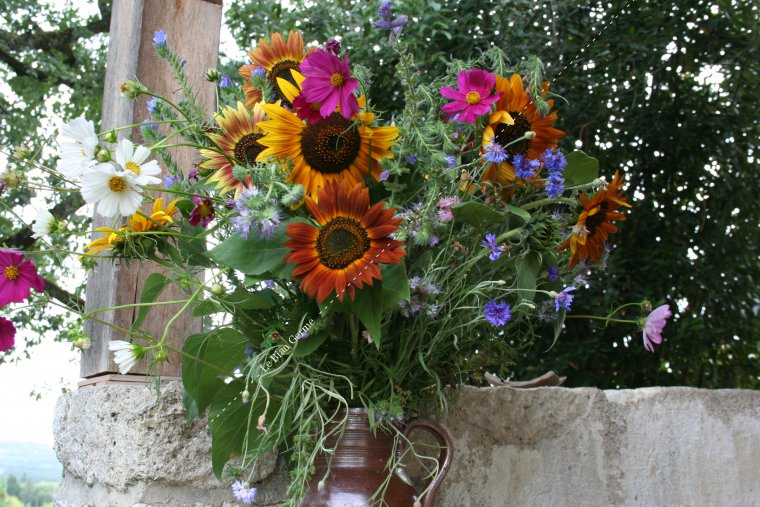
xmin=54 ymin=382 xmax=760 ymax=506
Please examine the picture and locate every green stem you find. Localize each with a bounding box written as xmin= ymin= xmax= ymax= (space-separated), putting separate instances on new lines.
xmin=565 ymin=315 xmax=637 ymax=325
xmin=522 ymin=197 xmax=577 ymax=210
xmin=159 ymin=284 xmax=204 ymax=345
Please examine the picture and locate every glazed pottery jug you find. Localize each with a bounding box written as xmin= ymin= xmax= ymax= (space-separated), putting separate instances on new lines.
xmin=300 ymin=408 xmax=453 ymax=506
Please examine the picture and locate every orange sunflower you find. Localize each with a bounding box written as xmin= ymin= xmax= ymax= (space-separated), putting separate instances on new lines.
xmin=283 ymin=180 xmax=405 ymax=303
xmin=239 ymin=31 xmax=309 ymax=108
xmin=255 ymin=81 xmax=398 ymax=200
xmin=481 ymin=74 xmax=565 ymax=192
xmin=84 ymin=198 xmax=178 ymax=254
xmin=559 ymin=171 xmax=631 ymax=268
xmin=199 ymin=101 xmax=268 ymax=196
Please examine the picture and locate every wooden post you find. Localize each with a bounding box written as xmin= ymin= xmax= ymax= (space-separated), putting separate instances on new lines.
xmin=81 ymin=0 xmax=223 ymax=379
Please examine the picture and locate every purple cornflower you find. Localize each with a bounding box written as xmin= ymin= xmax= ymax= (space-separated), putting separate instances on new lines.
xmin=545 ymin=173 xmax=565 ymax=198
xmin=481 ymin=233 xmax=504 ymax=261
xmin=231 ymin=481 xmax=257 ymax=504
xmin=326 ymin=38 xmax=341 ymax=55
xmin=482 ymin=139 xmax=508 ymax=163
xmin=162 ymin=174 xmax=181 ymax=187
xmin=541 ymin=148 xmax=567 ymax=175
xmin=220 ymin=75 xmax=233 ymax=88
xmin=484 ymin=300 xmax=511 ymax=327
xmin=373 ymin=1 xmax=408 ymax=36
xmin=512 ymin=154 xmax=541 ymax=180
xmin=147 ymin=97 xmax=159 ymax=115
xmin=445 ymin=155 xmax=457 ymax=168
xmin=405 ymin=154 xmax=417 ymax=165
xmin=253 ymin=66 xmax=267 ymax=78
xmin=547 ymin=266 xmax=559 ymax=281
xmin=189 ymin=197 xmax=215 ymax=228
xmin=153 ymin=30 xmax=167 ymax=47
xmin=554 ymin=286 xmax=576 ymax=312
xmin=379 ymin=170 xmax=390 ymax=181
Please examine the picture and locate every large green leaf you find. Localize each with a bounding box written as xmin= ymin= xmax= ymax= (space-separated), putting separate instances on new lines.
xmin=207 ymin=226 xmax=292 ymax=278
xmin=516 ymin=252 xmax=541 ymax=304
xmin=293 ymin=329 xmax=330 ymax=357
xmin=451 ymin=202 xmax=505 ymax=229
xmin=564 ymin=150 xmax=599 ymax=186
xmin=380 ymin=262 xmax=410 ymax=312
xmin=131 ymin=273 xmax=171 ymax=331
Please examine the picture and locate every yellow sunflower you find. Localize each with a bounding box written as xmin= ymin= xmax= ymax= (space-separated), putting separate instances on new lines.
xmin=199 ymin=102 xmax=268 ymax=197
xmin=255 ymin=79 xmax=398 ymax=200
xmin=481 ymin=74 xmax=565 ymax=193
xmin=284 ymin=180 xmax=405 ymax=303
xmin=239 ymin=31 xmax=309 ymax=108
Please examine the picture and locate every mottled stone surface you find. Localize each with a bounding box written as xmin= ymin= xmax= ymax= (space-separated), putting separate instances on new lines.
xmin=54 ymin=383 xmax=760 ymax=506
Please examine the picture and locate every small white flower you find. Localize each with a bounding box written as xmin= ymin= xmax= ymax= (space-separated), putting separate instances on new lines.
xmin=57 ymin=117 xmax=99 ymax=178
xmin=80 ymin=163 xmax=144 ymax=218
xmin=31 ymin=209 xmax=56 ymax=239
xmin=108 ymin=340 xmax=141 ymax=374
xmin=113 ymin=139 xmax=161 ymax=186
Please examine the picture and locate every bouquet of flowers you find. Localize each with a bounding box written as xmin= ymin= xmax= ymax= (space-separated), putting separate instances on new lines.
xmin=0 ymin=4 xmax=672 ymax=505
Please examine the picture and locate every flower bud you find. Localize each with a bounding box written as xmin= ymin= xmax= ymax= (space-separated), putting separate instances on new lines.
xmin=232 ymin=165 xmax=249 ymax=180
xmin=270 ymin=331 xmax=281 ymax=340
xmin=547 ymin=290 xmax=558 ymax=298
xmin=104 ymin=130 xmax=118 ymax=143
xmin=13 ymin=144 xmax=31 ymax=160
xmin=242 ymin=389 xmax=250 ymax=404
xmin=642 ymin=300 xmax=652 ymax=312
xmin=154 ymin=349 xmax=169 ymax=363
xmin=73 ymin=335 xmax=92 ymax=350
xmin=120 ymin=79 xmax=148 ymax=99
xmin=460 ymin=169 xmax=471 ymax=182
xmin=414 ymin=502 xmax=422 ymax=507
xmin=2 ymin=171 xmax=21 ymax=189
xmin=281 ymin=184 xmax=305 ymax=208
xmin=317 ymin=480 xmax=326 ymax=491
xmin=96 ymin=149 xmax=111 ymax=163
xmin=526 ymin=131 xmax=537 ymax=139
xmin=210 ymin=282 xmax=225 ymax=296
xmin=205 ymin=68 xmax=221 ymax=82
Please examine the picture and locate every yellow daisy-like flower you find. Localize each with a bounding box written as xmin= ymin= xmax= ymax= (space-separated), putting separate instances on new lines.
xmin=84 ymin=198 xmax=179 ymax=255
xmin=481 ymin=74 xmax=565 ymax=197
xmin=255 ymin=73 xmax=398 ymax=200
xmin=199 ymin=102 xmax=268 ymax=197
xmin=239 ymin=31 xmax=309 ymax=108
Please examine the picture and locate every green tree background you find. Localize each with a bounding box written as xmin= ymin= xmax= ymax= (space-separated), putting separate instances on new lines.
xmin=1 ymin=0 xmax=757 ymax=387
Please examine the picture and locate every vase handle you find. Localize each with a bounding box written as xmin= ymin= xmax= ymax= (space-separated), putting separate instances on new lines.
xmin=401 ymin=417 xmax=454 ymax=507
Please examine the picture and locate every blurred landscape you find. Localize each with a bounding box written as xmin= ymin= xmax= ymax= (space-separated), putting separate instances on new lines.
xmin=0 ymin=442 xmax=61 ymax=506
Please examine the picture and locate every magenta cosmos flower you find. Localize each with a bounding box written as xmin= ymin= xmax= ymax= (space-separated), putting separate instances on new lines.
xmin=0 ymin=316 xmax=16 ymax=351
xmin=643 ymin=304 xmax=671 ymax=352
xmin=440 ymin=68 xmax=501 ymax=124
xmin=0 ymin=249 xmax=45 ymax=307
xmin=299 ymin=49 xmax=359 ymax=120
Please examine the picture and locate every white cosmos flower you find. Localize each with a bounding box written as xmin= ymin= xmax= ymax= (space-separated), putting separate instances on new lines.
xmin=31 ymin=209 xmax=56 ymax=239
xmin=114 ymin=139 xmax=161 ymax=185
xmin=80 ymin=163 xmax=144 ymax=218
xmin=57 ymin=117 xmax=99 ymax=178
xmin=108 ymin=340 xmax=141 ymax=374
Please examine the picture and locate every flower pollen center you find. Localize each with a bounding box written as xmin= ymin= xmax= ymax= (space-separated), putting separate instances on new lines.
xmin=466 ymin=91 xmax=481 ymax=105
xmin=267 ymin=60 xmax=301 ymax=105
xmin=4 ymin=265 xmax=20 ymax=281
xmin=234 ymin=133 xmax=265 ymax=166
xmin=108 ymin=176 xmax=126 ymax=193
xmin=199 ymin=203 xmax=212 ymax=217
xmin=301 ymin=113 xmax=361 ymax=174
xmin=584 ymin=203 xmax=609 ymax=235
xmin=125 ymin=161 xmax=141 ymax=175
xmin=330 ymin=73 xmax=346 ymax=87
xmin=317 ymin=216 xmax=370 ymax=270
xmin=494 ymin=112 xmax=533 ymax=159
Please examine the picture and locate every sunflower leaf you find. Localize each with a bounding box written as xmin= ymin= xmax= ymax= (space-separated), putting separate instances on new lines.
xmin=516 ymin=252 xmax=541 ymax=304
xmin=452 ymin=202 xmax=506 ymax=229
xmin=380 ymin=262 xmax=410 ymax=312
xmin=207 ymin=226 xmax=293 ymax=279
xmin=564 ymin=150 xmax=599 ymax=186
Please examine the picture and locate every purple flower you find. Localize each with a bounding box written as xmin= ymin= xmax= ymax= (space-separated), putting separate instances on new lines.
xmin=187 ymin=169 xmax=200 ymax=181
xmin=262 ymin=280 xmax=275 ymax=288
xmin=189 ymin=197 xmax=215 ymax=228
xmin=299 ymin=49 xmax=359 ymax=120
xmin=153 ymin=30 xmax=167 ymax=47
xmin=244 ymin=346 xmax=255 ymax=358
xmin=231 ymin=481 xmax=257 ymax=504
xmin=484 ymin=300 xmax=511 ymax=327
xmin=545 ymin=173 xmax=565 ymax=198
xmin=541 ymin=148 xmax=567 ymax=175
xmin=481 ymin=233 xmax=504 ymax=261
xmin=379 ymin=170 xmax=390 ymax=181
xmin=512 ymin=154 xmax=541 ymax=180
xmin=554 ymin=286 xmax=576 ymax=312
xmin=482 ymin=139 xmax=508 ymax=163
xmin=373 ymin=15 xmax=409 ymax=35
xmin=162 ymin=174 xmax=181 ymax=187
xmin=378 ymin=0 xmax=393 ymax=19
xmin=326 ymin=38 xmax=341 ymax=55
xmin=643 ymin=304 xmax=671 ymax=352
xmin=140 ymin=119 xmax=157 ymax=132
xmin=296 ymin=329 xmax=309 ymax=340
xmin=547 ymin=266 xmax=559 ymax=281
xmin=147 ymin=97 xmax=159 ymax=115
xmin=220 ymin=75 xmax=233 ymax=88
xmin=405 ymin=154 xmax=417 ymax=165
xmin=429 ymin=235 xmax=440 ymax=246
xmin=445 ymin=155 xmax=457 ymax=168
xmin=253 ymin=66 xmax=267 ymax=78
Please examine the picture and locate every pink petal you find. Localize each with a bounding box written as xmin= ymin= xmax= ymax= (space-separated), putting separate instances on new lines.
xmin=441 ymin=101 xmax=466 ymax=113
xmin=0 ymin=317 xmax=15 ymax=351
xmin=440 ymin=86 xmax=465 ymax=100
xmin=319 ymin=92 xmax=340 ymax=118
xmin=649 ymin=304 xmax=672 ymax=322
xmin=339 ymin=88 xmax=359 ymax=119
xmin=457 ymin=70 xmax=470 ymax=92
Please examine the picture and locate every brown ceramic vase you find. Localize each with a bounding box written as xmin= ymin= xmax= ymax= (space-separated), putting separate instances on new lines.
xmin=300 ymin=408 xmax=453 ymax=507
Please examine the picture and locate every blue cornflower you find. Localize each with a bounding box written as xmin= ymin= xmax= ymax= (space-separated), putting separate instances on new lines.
xmin=405 ymin=154 xmax=417 ymax=165
xmin=147 ymin=97 xmax=159 ymax=115
xmin=513 ymin=154 xmax=541 ymax=180
xmin=253 ymin=66 xmax=267 ymax=78
xmin=482 ymin=139 xmax=508 ymax=163
xmin=484 ymin=300 xmax=512 ymax=327
xmin=541 ymin=148 xmax=567 ymax=175
xmin=445 ymin=155 xmax=457 ymax=168
xmin=162 ymin=174 xmax=181 ymax=188
xmin=220 ymin=75 xmax=233 ymax=88
xmin=545 ymin=173 xmax=565 ymax=198
xmin=554 ymin=286 xmax=576 ymax=312
xmin=481 ymin=233 xmax=504 ymax=261
xmin=379 ymin=170 xmax=390 ymax=181
xmin=140 ymin=119 xmax=157 ymax=132
xmin=153 ymin=30 xmax=167 ymax=47
xmin=547 ymin=266 xmax=559 ymax=281
xmin=231 ymin=481 xmax=257 ymax=504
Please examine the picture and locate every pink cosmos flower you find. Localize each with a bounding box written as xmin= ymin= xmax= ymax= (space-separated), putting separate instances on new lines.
xmin=643 ymin=304 xmax=671 ymax=352
xmin=440 ymin=69 xmax=502 ymax=124
xmin=299 ymin=49 xmax=359 ymax=120
xmin=0 ymin=317 xmax=16 ymax=351
xmin=293 ymin=94 xmax=325 ymax=124
xmin=0 ymin=249 xmax=45 ymax=307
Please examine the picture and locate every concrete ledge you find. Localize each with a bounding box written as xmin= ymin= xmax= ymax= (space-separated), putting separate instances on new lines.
xmin=54 ymin=383 xmax=760 ymax=506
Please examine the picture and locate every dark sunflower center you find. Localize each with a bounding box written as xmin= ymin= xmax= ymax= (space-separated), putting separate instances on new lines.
xmin=317 ymin=217 xmax=370 ymax=270
xmin=300 ymin=114 xmax=361 ymax=174
xmin=494 ymin=112 xmax=532 ymax=160
xmin=267 ymin=60 xmax=301 ymax=106
xmin=585 ymin=202 xmax=609 ymax=236
xmin=234 ymin=133 xmax=265 ymax=166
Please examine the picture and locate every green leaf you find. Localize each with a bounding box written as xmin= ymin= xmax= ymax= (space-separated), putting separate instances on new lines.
xmin=131 ymin=273 xmax=171 ymax=331
xmin=192 ymin=299 xmax=223 ymax=317
xmin=503 ymin=204 xmax=531 ymax=223
xmin=564 ymin=150 xmax=599 ymax=186
xmin=207 ymin=226 xmax=292 ymax=279
xmin=550 ymin=309 xmax=566 ymax=350
xmin=182 ymin=328 xmax=248 ymax=415
xmin=380 ymin=262 xmax=410 ymax=312
xmin=293 ymin=330 xmax=330 ymax=357
xmin=348 ymin=283 xmax=384 ymax=349
xmin=451 ymin=202 xmax=506 ymax=229
xmin=516 ymin=252 xmax=541 ymax=304
xmin=225 ymin=287 xmax=278 ymax=310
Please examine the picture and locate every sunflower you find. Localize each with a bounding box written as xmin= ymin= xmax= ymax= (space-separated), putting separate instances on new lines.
xmin=239 ymin=31 xmax=309 ymax=108
xmin=481 ymin=74 xmax=565 ymax=193
xmin=199 ymin=102 xmax=268 ymax=196
xmin=559 ymin=171 xmax=631 ymax=268
xmin=255 ymin=80 xmax=397 ymax=200
xmin=284 ymin=180 xmax=405 ymax=303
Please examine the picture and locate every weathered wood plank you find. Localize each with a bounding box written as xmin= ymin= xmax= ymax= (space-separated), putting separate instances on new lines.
xmin=81 ymin=0 xmax=223 ymax=378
